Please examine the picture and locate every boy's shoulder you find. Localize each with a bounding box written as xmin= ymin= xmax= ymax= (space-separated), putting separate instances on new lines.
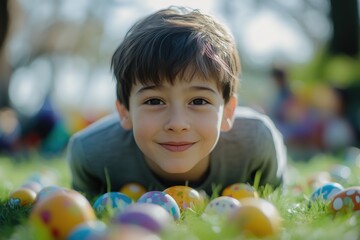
xmin=69 ymin=113 xmax=135 ymax=154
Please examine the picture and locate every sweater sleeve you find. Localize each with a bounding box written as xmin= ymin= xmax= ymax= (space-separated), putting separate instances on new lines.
xmin=253 ymin=118 xmax=287 ymax=188
xmin=67 ymin=134 xmax=105 ymax=199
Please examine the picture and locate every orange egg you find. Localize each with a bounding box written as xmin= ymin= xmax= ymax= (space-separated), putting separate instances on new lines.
xmin=30 ymin=189 xmax=96 ymax=240
xmin=222 ymin=183 xmax=258 ymax=200
xmin=163 ymin=186 xmax=204 ymax=211
xmin=8 ymin=187 xmax=37 ymax=207
xmin=329 ymin=186 xmax=360 ymax=213
xmin=119 ymin=183 xmax=146 ymax=201
xmin=229 ymin=198 xmax=282 ymax=238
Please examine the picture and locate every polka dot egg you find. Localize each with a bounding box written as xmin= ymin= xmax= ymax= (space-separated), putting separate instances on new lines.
xmin=30 ymin=189 xmax=96 ymax=240
xmin=330 ymin=187 xmax=360 ymax=213
xmin=137 ymin=191 xmax=180 ymax=220
xmin=203 ymin=196 xmax=241 ymax=218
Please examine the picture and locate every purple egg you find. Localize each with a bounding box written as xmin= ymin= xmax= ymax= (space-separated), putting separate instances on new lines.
xmin=112 ymin=203 xmax=172 ymax=233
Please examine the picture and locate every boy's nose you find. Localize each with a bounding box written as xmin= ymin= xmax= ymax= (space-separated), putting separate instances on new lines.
xmin=164 ymin=106 xmax=190 ymax=132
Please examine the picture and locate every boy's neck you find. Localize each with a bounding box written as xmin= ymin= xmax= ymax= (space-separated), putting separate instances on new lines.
xmin=145 ymin=157 xmax=210 ymax=187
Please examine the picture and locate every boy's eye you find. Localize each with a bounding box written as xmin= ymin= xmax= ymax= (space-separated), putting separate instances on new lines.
xmin=190 ymin=98 xmax=209 ymax=105
xmin=144 ymin=98 xmax=164 ymax=105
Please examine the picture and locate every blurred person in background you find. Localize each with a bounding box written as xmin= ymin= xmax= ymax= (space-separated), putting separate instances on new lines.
xmin=0 ymin=0 xmax=68 ymax=157
xmin=269 ymin=65 xmax=354 ymax=161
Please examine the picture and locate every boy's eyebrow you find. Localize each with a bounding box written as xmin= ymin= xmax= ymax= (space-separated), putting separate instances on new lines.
xmin=135 ymin=84 xmax=217 ymax=95
xmin=135 ymin=85 xmax=163 ymax=95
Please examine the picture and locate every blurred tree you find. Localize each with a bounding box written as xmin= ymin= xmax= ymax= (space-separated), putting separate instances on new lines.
xmin=328 ymin=0 xmax=360 ymax=147
xmin=329 ymin=0 xmax=359 ymax=57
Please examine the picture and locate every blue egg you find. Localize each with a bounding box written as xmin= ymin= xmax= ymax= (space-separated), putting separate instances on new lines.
xmin=67 ymin=220 xmax=107 ymax=240
xmin=310 ymin=182 xmax=344 ymax=202
xmin=137 ymin=191 xmax=180 ymax=220
xmin=93 ymin=192 xmax=133 ymax=215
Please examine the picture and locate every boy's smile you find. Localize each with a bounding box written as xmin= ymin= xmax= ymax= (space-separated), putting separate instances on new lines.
xmin=117 ymin=77 xmax=236 ymax=182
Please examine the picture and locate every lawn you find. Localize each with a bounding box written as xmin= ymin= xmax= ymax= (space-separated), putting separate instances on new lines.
xmin=1 ymin=152 xmax=360 ymax=240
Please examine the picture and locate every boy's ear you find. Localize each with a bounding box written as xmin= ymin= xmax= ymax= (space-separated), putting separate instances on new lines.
xmin=221 ymin=95 xmax=237 ymax=132
xmin=116 ymin=100 xmax=133 ymax=130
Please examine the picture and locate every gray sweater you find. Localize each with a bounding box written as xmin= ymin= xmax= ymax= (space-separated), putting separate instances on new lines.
xmin=67 ymin=106 xmax=287 ymax=199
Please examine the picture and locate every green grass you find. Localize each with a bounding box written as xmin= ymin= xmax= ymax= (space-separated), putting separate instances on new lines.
xmin=1 ymin=153 xmax=360 ymax=239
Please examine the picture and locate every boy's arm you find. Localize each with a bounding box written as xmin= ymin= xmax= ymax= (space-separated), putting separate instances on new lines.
xmin=67 ymin=134 xmax=104 ymax=199
xmin=254 ymin=116 xmax=287 ymax=188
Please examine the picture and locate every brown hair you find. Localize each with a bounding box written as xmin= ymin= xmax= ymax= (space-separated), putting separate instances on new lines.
xmin=111 ymin=6 xmax=241 ymax=109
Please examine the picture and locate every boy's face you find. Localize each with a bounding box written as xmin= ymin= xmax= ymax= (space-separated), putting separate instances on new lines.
xmin=117 ymin=77 xmax=236 ymax=181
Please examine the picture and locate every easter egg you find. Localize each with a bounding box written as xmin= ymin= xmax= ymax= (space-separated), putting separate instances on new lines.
xmin=93 ymin=192 xmax=132 ymax=217
xmin=222 ymin=183 xmax=258 ymax=200
xmin=67 ymin=220 xmax=107 ymax=240
xmin=203 ymin=196 xmax=241 ymax=218
xmin=30 ymin=189 xmax=96 ymax=240
xmin=310 ymin=182 xmax=344 ymax=203
xmin=229 ymin=198 xmax=282 ymax=238
xmin=36 ymin=185 xmax=65 ymax=203
xmin=112 ymin=203 xmax=173 ymax=233
xmin=8 ymin=187 xmax=37 ymax=207
xmin=329 ymin=164 xmax=351 ymax=182
xmin=329 ymin=187 xmax=360 ymax=213
xmin=307 ymin=171 xmax=331 ymax=189
xmin=163 ymin=186 xmax=204 ymax=211
xmin=137 ymin=191 xmax=180 ymax=220
xmin=21 ymin=180 xmax=43 ymax=194
xmin=107 ymin=225 xmax=161 ymax=240
xmin=120 ymin=183 xmax=147 ymax=201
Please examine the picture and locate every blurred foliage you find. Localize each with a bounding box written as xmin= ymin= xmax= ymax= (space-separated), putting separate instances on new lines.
xmin=291 ymin=49 xmax=360 ymax=88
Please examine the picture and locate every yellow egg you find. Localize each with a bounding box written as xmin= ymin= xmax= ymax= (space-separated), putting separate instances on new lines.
xmin=163 ymin=186 xmax=204 ymax=211
xmin=8 ymin=187 xmax=37 ymax=207
xmin=119 ymin=183 xmax=146 ymax=201
xmin=229 ymin=198 xmax=282 ymax=238
xmin=30 ymin=189 xmax=96 ymax=240
xmin=222 ymin=183 xmax=258 ymax=200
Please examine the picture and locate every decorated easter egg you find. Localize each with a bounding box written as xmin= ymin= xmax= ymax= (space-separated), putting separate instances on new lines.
xmin=120 ymin=183 xmax=147 ymax=201
xmin=36 ymin=185 xmax=65 ymax=203
xmin=329 ymin=187 xmax=360 ymax=213
xmin=8 ymin=187 xmax=37 ymax=207
xmin=222 ymin=183 xmax=258 ymax=200
xmin=310 ymin=182 xmax=344 ymax=203
xmin=93 ymin=192 xmax=132 ymax=216
xmin=229 ymin=198 xmax=282 ymax=238
xmin=112 ymin=202 xmax=173 ymax=233
xmin=163 ymin=186 xmax=204 ymax=210
xmin=107 ymin=225 xmax=161 ymax=240
xmin=203 ymin=196 xmax=241 ymax=218
xmin=329 ymin=164 xmax=351 ymax=182
xmin=30 ymin=189 xmax=96 ymax=240
xmin=307 ymin=171 xmax=331 ymax=190
xmin=137 ymin=191 xmax=180 ymax=220
xmin=21 ymin=180 xmax=43 ymax=194
xmin=67 ymin=220 xmax=107 ymax=240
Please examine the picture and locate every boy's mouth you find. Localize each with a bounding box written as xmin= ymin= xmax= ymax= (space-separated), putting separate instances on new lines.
xmin=159 ymin=142 xmax=195 ymax=152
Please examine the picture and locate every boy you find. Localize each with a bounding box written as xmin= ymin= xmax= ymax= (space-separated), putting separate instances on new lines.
xmin=67 ymin=6 xmax=287 ymax=199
